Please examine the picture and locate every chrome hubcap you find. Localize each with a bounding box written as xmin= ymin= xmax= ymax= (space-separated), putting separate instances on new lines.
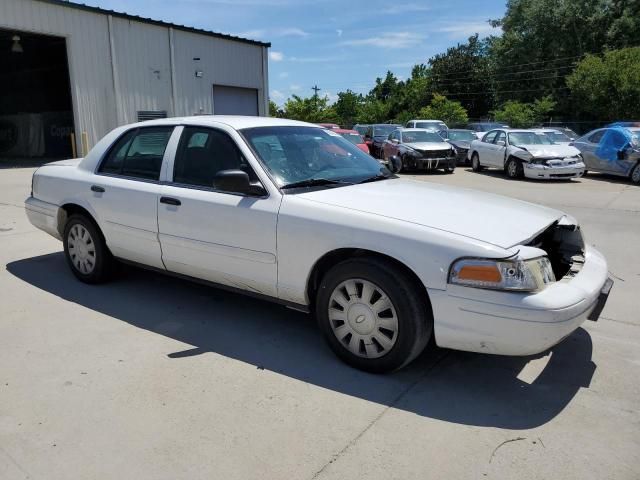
xmin=508 ymin=161 xmax=517 ymax=176
xmin=328 ymin=279 xmax=398 ymax=359
xmin=68 ymin=224 xmax=96 ymax=274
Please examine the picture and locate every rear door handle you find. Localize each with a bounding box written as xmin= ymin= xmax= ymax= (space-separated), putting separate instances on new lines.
xmin=91 ymin=185 xmax=105 ymax=193
xmin=160 ymin=196 xmax=181 ymax=206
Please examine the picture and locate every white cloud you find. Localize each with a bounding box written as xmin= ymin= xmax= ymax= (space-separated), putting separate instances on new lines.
xmin=238 ymin=29 xmax=266 ymax=39
xmin=341 ymin=32 xmax=424 ymax=49
xmin=276 ymin=27 xmax=309 ymax=37
xmin=269 ymin=51 xmax=284 ymax=61
xmin=438 ymin=21 xmax=499 ymax=38
xmin=289 ymin=84 xmax=302 ymax=92
xmin=324 ymin=91 xmax=338 ymax=104
xmin=278 ymin=72 xmax=289 ymax=79
xmin=288 ymin=55 xmax=346 ymax=63
xmin=270 ymin=90 xmax=285 ymax=102
xmin=336 ymin=29 xmax=343 ymax=37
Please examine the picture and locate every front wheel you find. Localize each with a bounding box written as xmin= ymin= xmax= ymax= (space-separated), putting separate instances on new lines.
xmin=631 ymin=164 xmax=640 ymax=184
xmin=471 ymin=153 xmax=483 ymax=172
xmin=506 ymin=158 xmax=523 ymax=179
xmin=63 ymin=214 xmax=114 ymax=284
xmin=315 ymin=258 xmax=432 ymax=373
xmin=445 ymin=165 xmax=455 ymax=174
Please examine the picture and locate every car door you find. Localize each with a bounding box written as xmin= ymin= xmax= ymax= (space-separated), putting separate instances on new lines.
xmin=475 ymin=130 xmax=498 ymax=166
xmin=383 ymin=131 xmax=399 ymax=159
xmin=157 ymin=125 xmax=280 ymax=297
xmin=603 ymin=129 xmax=634 ymax=175
xmin=91 ymin=126 xmax=174 ymax=269
xmin=490 ymin=130 xmax=508 ymax=167
xmin=577 ymin=129 xmax=605 ymax=171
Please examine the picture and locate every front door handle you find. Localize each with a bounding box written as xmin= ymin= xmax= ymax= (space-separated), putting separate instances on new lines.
xmin=160 ymin=196 xmax=181 ymax=206
xmin=91 ymin=185 xmax=105 ymax=193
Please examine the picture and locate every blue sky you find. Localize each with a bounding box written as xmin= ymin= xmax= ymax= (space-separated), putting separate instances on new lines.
xmin=82 ymin=0 xmax=506 ymax=105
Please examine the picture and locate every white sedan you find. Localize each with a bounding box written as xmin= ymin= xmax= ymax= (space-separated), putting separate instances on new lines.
xmin=468 ymin=129 xmax=586 ymax=180
xmin=25 ymin=116 xmax=612 ymax=372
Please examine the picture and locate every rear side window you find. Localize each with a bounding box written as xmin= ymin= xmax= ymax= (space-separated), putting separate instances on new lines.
xmin=98 ymin=127 xmax=173 ymax=180
xmin=588 ymin=130 xmax=605 ymax=144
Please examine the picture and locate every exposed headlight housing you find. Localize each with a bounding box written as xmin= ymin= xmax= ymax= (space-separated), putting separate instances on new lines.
xmin=449 ymin=256 xmax=556 ymax=292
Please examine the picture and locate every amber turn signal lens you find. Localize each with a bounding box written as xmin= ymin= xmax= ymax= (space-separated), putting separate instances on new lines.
xmin=457 ymin=265 xmax=502 ymax=283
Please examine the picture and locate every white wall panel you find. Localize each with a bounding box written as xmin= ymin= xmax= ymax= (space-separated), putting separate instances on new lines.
xmin=0 ymin=0 xmax=267 ymax=151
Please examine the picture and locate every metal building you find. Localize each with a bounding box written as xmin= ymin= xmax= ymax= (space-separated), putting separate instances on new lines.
xmin=0 ymin=0 xmax=270 ymax=161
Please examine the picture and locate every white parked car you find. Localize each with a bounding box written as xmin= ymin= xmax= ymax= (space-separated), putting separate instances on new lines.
xmin=405 ymin=119 xmax=448 ymax=132
xmin=468 ymin=129 xmax=586 ymax=180
xmin=25 ymin=116 xmax=612 ymax=372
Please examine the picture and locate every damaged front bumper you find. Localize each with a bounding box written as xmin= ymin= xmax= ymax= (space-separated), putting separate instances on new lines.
xmin=429 ymin=245 xmax=611 ymax=356
xmin=523 ymin=158 xmax=586 ymax=180
xmin=404 ymin=156 xmax=457 ymax=171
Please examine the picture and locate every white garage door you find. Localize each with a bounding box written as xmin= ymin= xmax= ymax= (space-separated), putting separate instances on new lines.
xmin=212 ymin=85 xmax=259 ymax=116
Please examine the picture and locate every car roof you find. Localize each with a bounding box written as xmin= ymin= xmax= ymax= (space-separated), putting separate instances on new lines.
xmin=334 ymin=129 xmax=361 ymax=135
xmin=408 ymin=119 xmax=444 ymax=122
xmin=448 ymin=128 xmax=475 ymax=132
xmin=400 ymin=128 xmax=439 ymax=133
xmin=124 ymin=115 xmax=321 ymax=130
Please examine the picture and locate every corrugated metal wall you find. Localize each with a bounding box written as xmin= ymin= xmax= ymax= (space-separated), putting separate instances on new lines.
xmin=0 ymin=0 xmax=267 ymax=152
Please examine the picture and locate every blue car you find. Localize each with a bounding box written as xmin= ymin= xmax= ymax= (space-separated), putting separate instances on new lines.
xmin=572 ymin=126 xmax=640 ymax=184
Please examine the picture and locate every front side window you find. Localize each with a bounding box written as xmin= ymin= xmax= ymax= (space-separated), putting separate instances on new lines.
xmin=588 ymin=130 xmax=605 ymax=144
xmin=483 ymin=131 xmax=498 ymax=143
xmin=98 ymin=127 xmax=173 ymax=180
xmin=173 ymin=127 xmax=257 ymax=189
xmin=242 ymin=126 xmax=387 ymax=188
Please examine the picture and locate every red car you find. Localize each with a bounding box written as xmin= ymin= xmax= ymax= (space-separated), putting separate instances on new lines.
xmin=335 ymin=129 xmax=370 ymax=154
xmin=317 ymin=123 xmax=340 ymax=130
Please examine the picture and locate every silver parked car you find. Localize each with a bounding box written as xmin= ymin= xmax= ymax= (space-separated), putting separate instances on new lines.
xmin=572 ymin=127 xmax=640 ymax=183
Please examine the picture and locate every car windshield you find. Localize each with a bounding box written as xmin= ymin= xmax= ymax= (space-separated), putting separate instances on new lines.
xmin=402 ymin=131 xmax=444 ymax=143
xmin=474 ymin=123 xmax=507 ymax=131
xmin=242 ymin=126 xmax=388 ymax=188
xmin=542 ymin=131 xmax=572 ymax=143
xmin=373 ymin=125 xmax=399 ymax=137
xmin=447 ymin=130 xmax=476 ymax=142
xmin=508 ymin=132 xmax=554 ymax=145
xmin=339 ymin=132 xmax=364 ymax=145
xmin=416 ymin=122 xmax=447 ymax=131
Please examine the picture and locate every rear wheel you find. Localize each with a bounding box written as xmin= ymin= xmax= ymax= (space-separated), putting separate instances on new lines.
xmin=63 ymin=214 xmax=114 ymax=284
xmin=315 ymin=258 xmax=432 ymax=373
xmin=471 ymin=153 xmax=483 ymax=172
xmin=506 ymin=158 xmax=523 ymax=179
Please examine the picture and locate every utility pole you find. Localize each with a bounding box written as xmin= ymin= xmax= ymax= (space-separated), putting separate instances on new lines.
xmin=312 ymin=85 xmax=321 ymax=111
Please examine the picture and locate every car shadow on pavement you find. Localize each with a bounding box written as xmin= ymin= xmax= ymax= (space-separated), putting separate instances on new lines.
xmin=7 ymin=252 xmax=596 ymax=430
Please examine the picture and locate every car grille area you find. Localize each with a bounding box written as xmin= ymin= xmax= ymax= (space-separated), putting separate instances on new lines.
xmin=526 ymin=222 xmax=586 ymax=279
xmin=416 ymin=149 xmax=454 ymax=158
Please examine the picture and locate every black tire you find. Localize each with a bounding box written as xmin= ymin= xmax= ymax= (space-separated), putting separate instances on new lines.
xmin=395 ymin=156 xmax=403 ymax=173
xmin=630 ymin=163 xmax=640 ymax=184
xmin=63 ymin=214 xmax=114 ymax=284
xmin=582 ymin=169 xmax=588 ymax=176
xmin=505 ymin=157 xmax=523 ymax=179
xmin=315 ymin=257 xmax=432 ymax=373
xmin=445 ymin=166 xmax=455 ymax=174
xmin=471 ymin=153 xmax=483 ymax=172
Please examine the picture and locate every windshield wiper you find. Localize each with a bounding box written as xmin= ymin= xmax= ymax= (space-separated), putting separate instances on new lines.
xmin=281 ymin=178 xmax=352 ymax=190
xmin=357 ymin=172 xmax=393 ymax=184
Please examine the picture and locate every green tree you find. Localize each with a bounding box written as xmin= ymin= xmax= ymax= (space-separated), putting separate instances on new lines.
xmin=429 ymin=34 xmax=494 ymax=119
xmin=567 ymin=47 xmax=640 ymax=120
xmin=334 ymin=90 xmax=362 ymax=127
xmin=491 ymin=95 xmax=556 ymax=128
xmin=281 ymin=95 xmax=339 ymax=123
xmin=269 ymin=100 xmax=283 ymax=118
xmin=356 ymin=96 xmax=389 ymax=124
xmin=418 ymin=94 xmax=469 ymax=126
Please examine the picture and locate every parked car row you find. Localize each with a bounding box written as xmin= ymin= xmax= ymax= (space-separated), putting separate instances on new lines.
xmin=323 ymin=120 xmax=640 ymax=184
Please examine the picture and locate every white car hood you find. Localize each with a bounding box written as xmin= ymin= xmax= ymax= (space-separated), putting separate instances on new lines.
xmin=296 ymin=179 xmax=563 ymax=249
xmin=513 ymin=144 xmax=580 ymax=158
xmin=405 ymin=142 xmax=450 ymax=150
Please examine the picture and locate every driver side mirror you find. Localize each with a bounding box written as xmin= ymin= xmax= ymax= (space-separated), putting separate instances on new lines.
xmin=496 ymin=140 xmax=506 ymax=147
xmin=214 ymin=169 xmax=266 ymax=196
xmin=391 ymin=138 xmax=399 ymax=144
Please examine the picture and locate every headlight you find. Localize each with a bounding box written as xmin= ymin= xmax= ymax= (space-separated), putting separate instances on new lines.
xmin=449 ymin=257 xmax=556 ymax=292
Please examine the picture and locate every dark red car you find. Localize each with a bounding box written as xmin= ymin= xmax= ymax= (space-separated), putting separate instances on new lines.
xmin=335 ymin=129 xmax=370 ymax=154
